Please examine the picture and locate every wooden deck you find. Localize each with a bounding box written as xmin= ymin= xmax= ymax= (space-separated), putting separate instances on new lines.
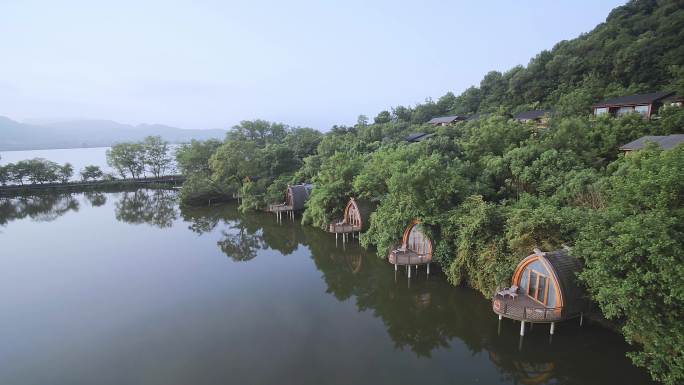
xmin=388 ymin=249 xmax=432 ymax=266
xmin=492 ymin=294 xmax=564 ymax=323
xmin=328 ymin=222 xmax=361 ymax=234
xmin=268 ymin=204 xmax=293 ymax=213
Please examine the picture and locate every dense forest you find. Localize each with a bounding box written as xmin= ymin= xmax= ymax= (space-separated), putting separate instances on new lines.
xmin=174 ymin=1 xmax=684 ymax=383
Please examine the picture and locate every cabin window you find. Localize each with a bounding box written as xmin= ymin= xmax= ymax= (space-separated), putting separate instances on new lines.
xmin=407 ymin=225 xmax=430 ymax=255
xmin=518 ymin=259 xmax=557 ymax=307
xmin=634 ymin=105 xmax=649 ymax=115
xmin=594 ymin=107 xmax=608 ymax=115
xmin=616 ymin=106 xmax=635 ymax=116
xmin=346 ymin=204 xmax=360 ymax=226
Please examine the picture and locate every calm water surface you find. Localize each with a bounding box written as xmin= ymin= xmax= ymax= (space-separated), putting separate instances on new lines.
xmin=0 ymin=190 xmax=654 ymax=385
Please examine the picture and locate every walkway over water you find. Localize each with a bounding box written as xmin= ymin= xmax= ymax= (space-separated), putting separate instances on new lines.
xmin=0 ymin=175 xmax=184 ymax=196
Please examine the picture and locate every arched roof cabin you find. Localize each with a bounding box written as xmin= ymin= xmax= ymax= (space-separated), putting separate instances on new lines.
xmin=328 ymin=198 xmax=376 ymax=234
xmin=268 ymin=184 xmax=313 ymax=214
xmin=388 ymin=220 xmax=433 ymax=266
xmin=493 ymin=249 xmax=588 ymax=323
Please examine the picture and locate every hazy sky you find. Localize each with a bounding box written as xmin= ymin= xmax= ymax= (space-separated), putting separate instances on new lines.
xmin=0 ymin=0 xmax=625 ymax=130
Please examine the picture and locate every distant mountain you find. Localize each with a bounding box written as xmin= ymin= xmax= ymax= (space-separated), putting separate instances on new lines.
xmin=0 ymin=116 xmax=227 ymax=151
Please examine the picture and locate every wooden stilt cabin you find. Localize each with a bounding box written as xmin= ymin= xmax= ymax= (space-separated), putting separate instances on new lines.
xmin=388 ymin=220 xmax=433 ymax=276
xmin=328 ymin=198 xmax=375 ymax=235
xmin=493 ymin=248 xmax=588 ymax=327
xmin=268 ymin=184 xmax=313 ymax=219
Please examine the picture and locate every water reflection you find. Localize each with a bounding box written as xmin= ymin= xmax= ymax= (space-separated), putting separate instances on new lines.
xmin=179 ymin=202 xmax=652 ymax=385
xmin=84 ymin=191 xmax=107 ymax=207
xmin=115 ymin=189 xmax=177 ymax=228
xmin=182 ymin=205 xmax=301 ymax=262
xmin=0 ymin=192 xmax=654 ymax=385
xmin=0 ymin=194 xmax=79 ymax=226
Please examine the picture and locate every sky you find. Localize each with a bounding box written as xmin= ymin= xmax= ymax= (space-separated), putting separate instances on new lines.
xmin=0 ymin=0 xmax=626 ymax=131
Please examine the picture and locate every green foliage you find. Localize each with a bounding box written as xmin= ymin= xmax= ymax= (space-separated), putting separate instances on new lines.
xmin=58 ymin=163 xmax=74 ymax=183
xmin=179 ymin=173 xmax=225 ymax=206
xmin=438 ymin=196 xmax=514 ymax=296
xmin=175 ymin=139 xmax=223 ymax=176
xmin=575 ymin=146 xmax=684 ymax=385
xmin=302 ymin=152 xmax=364 ymax=228
xmin=80 ymin=165 xmax=104 ymax=181
xmin=143 ymin=136 xmax=173 ymax=178
xmin=107 ymin=142 xmax=145 ymax=179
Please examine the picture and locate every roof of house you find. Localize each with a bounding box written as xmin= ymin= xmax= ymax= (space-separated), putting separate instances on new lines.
xmin=593 ymin=91 xmax=675 ymax=107
xmin=619 ymin=134 xmax=684 ymax=151
xmin=427 ymin=115 xmax=468 ymax=124
xmin=288 ymin=184 xmax=313 ymax=210
xmin=405 ymin=132 xmax=435 ymax=142
xmin=539 ymin=249 xmax=587 ymax=314
xmin=514 ymin=109 xmax=553 ymax=121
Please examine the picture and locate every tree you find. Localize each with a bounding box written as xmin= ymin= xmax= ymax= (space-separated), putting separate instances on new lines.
xmin=143 ymin=136 xmax=172 ymax=178
xmin=374 ymin=110 xmax=391 ymax=124
xmin=107 ymin=142 xmax=145 ymax=179
xmin=175 ymin=139 xmax=223 ymax=176
xmin=80 ymin=165 xmax=104 ymax=181
xmin=0 ymin=164 xmax=11 ymax=186
xmin=58 ymin=163 xmax=74 ymax=183
xmin=575 ymin=146 xmax=684 ymax=385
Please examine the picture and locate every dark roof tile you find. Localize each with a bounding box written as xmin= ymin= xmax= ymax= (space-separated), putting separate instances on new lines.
xmin=593 ymin=91 xmax=674 ymax=107
xmin=619 ymin=134 xmax=684 ymax=151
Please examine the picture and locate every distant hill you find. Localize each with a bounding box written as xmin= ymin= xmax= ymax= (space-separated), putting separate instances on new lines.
xmin=0 ymin=116 xmax=227 ymax=151
xmin=376 ymin=0 xmax=684 ymax=123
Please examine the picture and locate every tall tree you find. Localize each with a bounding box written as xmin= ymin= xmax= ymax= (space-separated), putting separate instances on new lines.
xmin=107 ymin=142 xmax=145 ymax=179
xmin=143 ymin=136 xmax=172 ymax=178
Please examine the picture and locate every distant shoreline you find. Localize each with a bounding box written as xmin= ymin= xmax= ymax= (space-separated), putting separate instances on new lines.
xmin=0 ymin=143 xmax=184 ymax=153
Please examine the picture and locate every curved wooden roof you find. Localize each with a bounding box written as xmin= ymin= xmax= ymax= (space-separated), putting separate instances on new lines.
xmin=512 ymin=248 xmax=586 ymax=314
xmin=344 ymin=198 xmax=376 ymax=232
xmin=287 ymin=184 xmax=313 ymax=211
xmin=540 ymin=249 xmax=586 ymax=315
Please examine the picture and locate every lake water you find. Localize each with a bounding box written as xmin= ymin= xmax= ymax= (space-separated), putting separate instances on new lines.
xmin=0 ymin=189 xmax=655 ymax=385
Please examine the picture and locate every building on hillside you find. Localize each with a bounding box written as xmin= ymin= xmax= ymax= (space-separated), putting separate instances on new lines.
xmin=619 ymin=134 xmax=684 ymax=153
xmin=388 ymin=220 xmax=433 ymax=277
xmin=268 ymin=184 xmax=313 ymax=220
xmin=405 ymin=133 xmax=435 ymax=143
xmin=328 ymin=198 xmax=376 ymax=240
xmin=592 ymin=91 xmax=681 ymax=118
xmin=513 ymin=110 xmax=554 ymax=126
xmin=493 ymin=248 xmax=589 ymax=336
xmin=427 ymin=115 xmax=468 ymax=126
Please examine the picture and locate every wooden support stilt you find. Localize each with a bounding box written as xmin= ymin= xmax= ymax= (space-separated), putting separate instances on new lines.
xmin=394 ymin=263 xmax=397 ymax=272
xmin=580 ymin=312 xmax=584 ymax=327
xmin=427 ymin=263 xmax=430 ymax=275
xmin=408 ymin=265 xmax=411 ymax=278
xmin=520 ymin=321 xmax=526 ymax=336
xmin=550 ymin=322 xmax=555 ymax=335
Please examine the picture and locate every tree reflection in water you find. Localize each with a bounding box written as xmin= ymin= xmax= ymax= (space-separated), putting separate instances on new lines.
xmin=180 ymin=201 xmax=653 ymax=385
xmin=0 ymin=193 xmax=80 ymax=226
xmin=84 ymin=191 xmax=107 ymax=207
xmin=114 ymin=189 xmax=178 ymax=228
xmin=181 ymin=203 xmax=303 ymax=262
